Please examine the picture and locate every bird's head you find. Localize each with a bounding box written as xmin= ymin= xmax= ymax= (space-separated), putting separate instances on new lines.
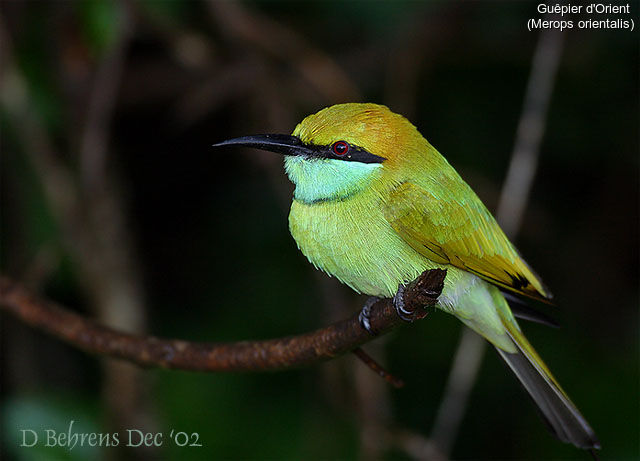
xmin=214 ymin=103 xmax=426 ymax=203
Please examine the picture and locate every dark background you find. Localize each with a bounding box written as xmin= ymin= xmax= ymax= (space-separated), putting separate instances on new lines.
xmin=1 ymin=1 xmax=638 ymax=459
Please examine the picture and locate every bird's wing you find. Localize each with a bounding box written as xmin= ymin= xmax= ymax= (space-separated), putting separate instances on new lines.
xmin=383 ymin=181 xmax=552 ymax=302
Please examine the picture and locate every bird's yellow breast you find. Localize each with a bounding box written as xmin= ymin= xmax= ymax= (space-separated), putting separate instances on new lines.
xmin=288 ymin=185 xmax=435 ymax=298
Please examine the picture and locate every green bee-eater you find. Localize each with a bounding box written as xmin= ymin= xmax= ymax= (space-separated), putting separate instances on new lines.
xmin=214 ymin=103 xmax=599 ymax=450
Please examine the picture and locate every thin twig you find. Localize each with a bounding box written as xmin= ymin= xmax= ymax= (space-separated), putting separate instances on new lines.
xmin=390 ymin=429 xmax=447 ymax=461
xmin=353 ymin=347 xmax=405 ymax=389
xmin=496 ymin=27 xmax=565 ymax=237
xmin=0 ymin=270 xmax=446 ymax=373
xmin=429 ymin=26 xmax=565 ymax=457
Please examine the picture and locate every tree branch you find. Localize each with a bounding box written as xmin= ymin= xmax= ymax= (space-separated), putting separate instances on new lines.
xmin=0 ymin=270 xmax=446 ymax=373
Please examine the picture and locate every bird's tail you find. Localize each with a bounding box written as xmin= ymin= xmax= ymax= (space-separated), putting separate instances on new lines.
xmin=495 ymin=310 xmax=600 ymax=450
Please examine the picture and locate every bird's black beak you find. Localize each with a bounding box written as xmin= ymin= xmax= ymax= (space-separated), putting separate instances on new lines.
xmin=212 ymin=134 xmax=313 ymax=157
xmin=214 ymin=133 xmax=386 ymax=164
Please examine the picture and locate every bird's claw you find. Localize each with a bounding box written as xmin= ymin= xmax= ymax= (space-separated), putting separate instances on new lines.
xmin=358 ymin=297 xmax=379 ymax=335
xmin=393 ymin=284 xmax=414 ymax=322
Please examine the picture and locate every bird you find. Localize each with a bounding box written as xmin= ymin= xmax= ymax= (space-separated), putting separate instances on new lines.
xmin=213 ymin=103 xmax=599 ymax=451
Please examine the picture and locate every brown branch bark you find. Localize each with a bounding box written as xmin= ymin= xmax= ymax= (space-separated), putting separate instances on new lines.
xmin=0 ymin=269 xmax=446 ymax=373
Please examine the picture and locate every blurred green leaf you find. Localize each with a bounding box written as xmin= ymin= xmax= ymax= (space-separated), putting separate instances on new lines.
xmin=77 ymin=0 xmax=122 ymax=57
xmin=2 ymin=395 xmax=101 ymax=461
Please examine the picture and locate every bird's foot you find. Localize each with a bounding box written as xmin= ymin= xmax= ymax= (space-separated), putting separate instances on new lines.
xmin=358 ymin=296 xmax=380 ymax=335
xmin=392 ymin=283 xmax=414 ymax=322
xmin=393 ymin=282 xmax=434 ymax=322
xmin=360 ymin=270 xmax=445 ymax=334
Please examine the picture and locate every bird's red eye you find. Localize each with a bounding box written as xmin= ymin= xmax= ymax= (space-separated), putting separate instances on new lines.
xmin=332 ymin=141 xmax=349 ymax=156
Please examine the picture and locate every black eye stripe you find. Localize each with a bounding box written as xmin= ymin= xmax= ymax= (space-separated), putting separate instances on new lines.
xmin=305 ymin=141 xmax=385 ymax=164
